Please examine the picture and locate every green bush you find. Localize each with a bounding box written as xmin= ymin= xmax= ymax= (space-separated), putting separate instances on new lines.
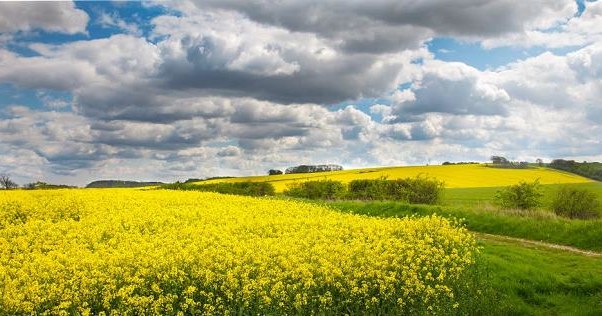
xmin=283 ymin=180 xmax=346 ymax=200
xmin=345 ymin=176 xmax=444 ymax=204
xmin=162 ymin=181 xmax=275 ymax=197
xmin=347 ymin=178 xmax=398 ymax=200
xmin=398 ymin=176 xmax=445 ymax=204
xmin=552 ymin=187 xmax=600 ymax=219
xmin=495 ymin=180 xmax=543 ymax=210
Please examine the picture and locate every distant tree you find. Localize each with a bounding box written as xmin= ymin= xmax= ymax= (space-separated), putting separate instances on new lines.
xmin=0 ymin=174 xmax=17 ymax=190
xmin=490 ymin=156 xmax=509 ymax=164
xmin=549 ymin=159 xmax=576 ymax=169
xmin=285 ymin=164 xmax=343 ymax=174
xmin=22 ymin=181 xmax=75 ymax=190
xmin=268 ymin=169 xmax=283 ymax=175
xmin=23 ymin=182 xmax=37 ymax=190
xmin=536 ymin=158 xmax=543 ymax=166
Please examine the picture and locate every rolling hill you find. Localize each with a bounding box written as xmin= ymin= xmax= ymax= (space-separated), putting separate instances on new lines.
xmin=196 ymin=164 xmax=593 ymax=192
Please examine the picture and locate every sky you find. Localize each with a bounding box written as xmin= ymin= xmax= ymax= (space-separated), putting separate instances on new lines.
xmin=0 ymin=0 xmax=601 ymax=186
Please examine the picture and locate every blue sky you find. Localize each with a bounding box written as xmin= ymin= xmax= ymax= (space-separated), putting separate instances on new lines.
xmin=0 ymin=0 xmax=601 ymax=185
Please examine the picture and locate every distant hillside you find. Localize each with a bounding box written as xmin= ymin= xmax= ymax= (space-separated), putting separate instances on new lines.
xmin=184 ymin=176 xmax=236 ymax=183
xmin=86 ymin=180 xmax=163 ymax=188
xmin=196 ymin=164 xmax=593 ymax=192
xmin=549 ymin=160 xmax=602 ymax=181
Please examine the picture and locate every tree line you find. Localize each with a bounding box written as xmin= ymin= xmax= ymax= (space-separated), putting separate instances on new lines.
xmin=268 ymin=164 xmax=343 ymax=175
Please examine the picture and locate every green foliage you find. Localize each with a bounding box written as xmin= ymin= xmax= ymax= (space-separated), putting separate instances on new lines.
xmin=162 ymin=181 xmax=275 ymax=197
xmin=284 ymin=164 xmax=343 ymax=174
xmin=549 ymin=159 xmax=602 ymax=181
xmin=347 ymin=176 xmax=446 ymax=203
xmin=283 ymin=180 xmax=345 ymax=200
xmin=552 ymin=186 xmax=600 ymax=219
xmin=286 ymin=176 xmax=444 ymax=204
xmin=399 ymin=175 xmax=445 ymax=204
xmin=495 ymin=180 xmax=543 ymax=210
xmin=347 ymin=178 xmax=398 ymax=200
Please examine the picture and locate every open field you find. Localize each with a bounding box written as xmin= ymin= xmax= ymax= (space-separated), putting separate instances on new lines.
xmin=444 ymin=182 xmax=602 ymax=210
xmin=478 ymin=236 xmax=602 ymax=316
xmin=0 ymin=189 xmax=477 ymax=314
xmin=197 ymin=164 xmax=592 ymax=192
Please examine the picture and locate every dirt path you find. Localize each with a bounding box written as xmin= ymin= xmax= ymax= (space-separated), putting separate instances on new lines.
xmin=476 ymin=232 xmax=602 ymax=257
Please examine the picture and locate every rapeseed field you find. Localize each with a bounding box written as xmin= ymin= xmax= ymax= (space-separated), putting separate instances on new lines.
xmin=0 ymin=189 xmax=476 ymax=314
xmin=199 ymin=164 xmax=591 ymax=192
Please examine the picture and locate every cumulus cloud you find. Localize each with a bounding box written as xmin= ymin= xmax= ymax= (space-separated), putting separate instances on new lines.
xmin=0 ymin=1 xmax=601 ymax=185
xmin=482 ymin=0 xmax=602 ymax=48
xmin=97 ymin=11 xmax=141 ymax=36
xmin=152 ymin=11 xmax=423 ymax=104
xmin=217 ymin=146 xmax=241 ymax=157
xmin=176 ymin=0 xmax=576 ymax=53
xmin=381 ymin=59 xmax=509 ymax=123
xmin=0 ymin=1 xmax=89 ymax=34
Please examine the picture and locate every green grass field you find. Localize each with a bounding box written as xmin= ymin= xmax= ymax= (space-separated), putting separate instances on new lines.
xmin=444 ymin=182 xmax=602 ymax=210
xmin=478 ymin=236 xmax=602 ymax=316
xmin=197 ymin=164 xmax=592 ymax=192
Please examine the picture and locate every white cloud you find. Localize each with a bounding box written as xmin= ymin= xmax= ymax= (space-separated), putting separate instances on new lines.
xmin=97 ymin=11 xmax=141 ymax=36
xmin=482 ymin=0 xmax=602 ymax=49
xmin=0 ymin=1 xmax=601 ymax=185
xmin=174 ymin=0 xmax=576 ymax=53
xmin=0 ymin=1 xmax=88 ymax=34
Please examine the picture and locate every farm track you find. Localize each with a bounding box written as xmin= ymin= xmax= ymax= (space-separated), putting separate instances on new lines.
xmin=476 ymin=232 xmax=602 ymax=257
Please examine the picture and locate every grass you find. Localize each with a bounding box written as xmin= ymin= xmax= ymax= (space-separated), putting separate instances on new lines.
xmin=478 ymin=236 xmax=602 ymax=316
xmin=327 ymin=201 xmax=602 ymax=252
xmin=196 ymin=164 xmax=592 ymax=192
xmin=443 ymin=182 xmax=602 ymax=211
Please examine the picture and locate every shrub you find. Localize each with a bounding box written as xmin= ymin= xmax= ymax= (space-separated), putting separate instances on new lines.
xmin=284 ymin=180 xmax=346 ymax=200
xmin=347 ymin=178 xmax=398 ymax=200
xmin=495 ymin=180 xmax=543 ymax=210
xmin=552 ymin=187 xmax=600 ymax=219
xmin=397 ymin=175 xmax=445 ymax=205
xmin=347 ymin=176 xmax=444 ymax=204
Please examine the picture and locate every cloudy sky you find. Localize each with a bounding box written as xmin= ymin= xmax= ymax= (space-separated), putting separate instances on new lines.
xmin=0 ymin=0 xmax=601 ymax=185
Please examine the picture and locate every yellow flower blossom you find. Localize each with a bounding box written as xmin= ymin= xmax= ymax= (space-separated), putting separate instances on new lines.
xmin=0 ymin=189 xmax=476 ymax=314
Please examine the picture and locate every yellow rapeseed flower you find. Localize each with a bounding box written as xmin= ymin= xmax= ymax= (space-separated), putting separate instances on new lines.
xmin=0 ymin=189 xmax=476 ymax=314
